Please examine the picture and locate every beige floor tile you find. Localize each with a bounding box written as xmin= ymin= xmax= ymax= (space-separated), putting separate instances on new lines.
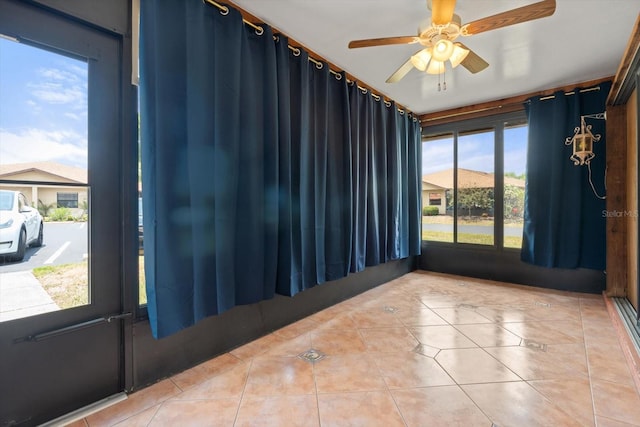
xmin=230 ymin=332 xmax=289 ymax=360
xmin=311 ymin=328 xmax=367 ymax=355
xmin=591 ymin=379 xmax=640 ymax=425
xmin=373 ymin=351 xmax=454 ymax=388
xmin=111 ymin=405 xmax=160 ymax=427
xmin=78 ymin=271 xmax=640 ymax=427
xmin=65 ymin=420 xmax=88 ymax=427
xmin=273 ymin=317 xmax=320 ymax=339
xmin=171 ymin=353 xmax=243 ymax=390
xmin=474 ymin=305 xmax=530 ymax=323
xmin=586 ymin=342 xmax=636 ymax=386
xmin=409 ymin=325 xmax=478 ymax=349
xmin=393 ymin=307 xmax=448 ymax=326
xmin=317 ymin=390 xmax=405 ymax=427
xmin=595 ymin=416 xmax=640 ymax=427
xmin=436 ymin=348 xmax=520 ymax=384
xmin=317 ymin=312 xmax=359 ymax=330
xmin=432 ymin=307 xmax=494 ymax=324
xmin=314 ymin=353 xmax=387 ymax=393
xmin=171 ymin=362 xmax=250 ymax=401
xmin=235 ymin=395 xmax=319 ymax=427
xmin=243 ymin=356 xmax=315 ymax=397
xmin=463 ymin=381 xmax=583 ymax=427
xmin=391 ymin=385 xmax=492 ymax=427
xmin=358 ymin=327 xmax=419 ymax=352
xmin=485 ymin=343 xmax=589 ymax=381
xmin=148 ymin=399 xmax=238 ymax=427
xmin=501 ymin=320 xmax=584 ymax=344
xmin=455 ymin=323 xmax=523 ymax=347
xmin=348 ymin=308 xmax=404 ymax=328
xmin=85 ymin=379 xmax=181 ymax=427
xmin=528 ymin=378 xmax=595 ymax=426
xmin=264 ymin=332 xmax=314 ymax=357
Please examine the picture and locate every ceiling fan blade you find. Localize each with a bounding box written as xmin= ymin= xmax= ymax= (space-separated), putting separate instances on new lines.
xmin=386 ymin=56 xmax=416 ymax=83
xmin=430 ymin=0 xmax=457 ymax=26
xmin=348 ymin=36 xmax=418 ymax=49
xmin=463 ymin=0 xmax=556 ymax=36
xmin=457 ymin=43 xmax=489 ymax=74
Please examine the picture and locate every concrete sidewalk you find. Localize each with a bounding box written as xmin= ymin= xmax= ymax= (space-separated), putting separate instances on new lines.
xmin=0 ymin=271 xmax=59 ymax=322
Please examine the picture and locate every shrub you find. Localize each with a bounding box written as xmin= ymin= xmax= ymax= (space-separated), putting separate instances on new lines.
xmin=37 ymin=200 xmax=56 ymax=218
xmin=423 ymin=206 xmax=440 ymax=216
xmin=50 ymin=207 xmax=74 ymax=221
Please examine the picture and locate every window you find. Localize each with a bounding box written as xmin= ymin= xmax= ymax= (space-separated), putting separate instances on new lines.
xmin=429 ymin=193 xmax=442 ymax=206
xmin=422 ymin=133 xmax=453 ymax=242
xmin=1 ymin=35 xmax=89 ymax=321
xmin=422 ymin=112 xmax=528 ymax=249
xmin=57 ymin=192 xmax=78 ymax=208
xmin=503 ymin=123 xmax=527 ymax=248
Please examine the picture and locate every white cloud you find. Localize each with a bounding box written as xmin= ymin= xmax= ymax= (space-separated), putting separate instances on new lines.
xmin=27 ymin=65 xmax=87 ymax=107
xmin=29 ymin=81 xmax=85 ymax=104
xmin=0 ymin=128 xmax=87 ymax=168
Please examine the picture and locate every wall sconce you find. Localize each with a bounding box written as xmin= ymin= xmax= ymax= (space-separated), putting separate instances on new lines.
xmin=564 ymin=112 xmax=607 ymax=199
xmin=564 ymin=112 xmax=605 ymax=165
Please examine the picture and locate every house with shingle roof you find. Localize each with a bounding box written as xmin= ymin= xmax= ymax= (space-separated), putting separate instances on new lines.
xmin=0 ymin=161 xmax=88 ymax=217
xmin=422 ymin=168 xmax=525 ymax=215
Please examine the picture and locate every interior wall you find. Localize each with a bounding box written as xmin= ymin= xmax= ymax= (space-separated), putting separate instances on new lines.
xmin=628 ymin=87 xmax=638 ymax=310
xmin=420 ymin=245 xmax=606 ymax=293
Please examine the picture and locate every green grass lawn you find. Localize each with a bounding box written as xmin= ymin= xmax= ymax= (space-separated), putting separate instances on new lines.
xmin=422 ymin=230 xmax=522 ymax=248
xmin=32 ymin=258 xmax=148 ymax=308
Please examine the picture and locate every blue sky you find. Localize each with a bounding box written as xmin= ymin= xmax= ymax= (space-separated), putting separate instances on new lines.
xmin=422 ymin=125 xmax=528 ymax=176
xmin=0 ymin=37 xmax=88 ymax=169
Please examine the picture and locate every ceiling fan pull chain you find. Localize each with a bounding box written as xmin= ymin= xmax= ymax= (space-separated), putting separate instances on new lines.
xmin=443 ymin=65 xmax=447 ymax=91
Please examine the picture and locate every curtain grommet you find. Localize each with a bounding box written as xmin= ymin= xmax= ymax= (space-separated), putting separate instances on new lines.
xmin=219 ymin=5 xmax=229 ymax=15
xmin=255 ymin=26 xmax=264 ymax=36
xmin=315 ymin=61 xmax=323 ymax=69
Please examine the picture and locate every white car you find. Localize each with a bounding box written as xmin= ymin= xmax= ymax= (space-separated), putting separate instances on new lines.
xmin=0 ymin=190 xmax=43 ymax=261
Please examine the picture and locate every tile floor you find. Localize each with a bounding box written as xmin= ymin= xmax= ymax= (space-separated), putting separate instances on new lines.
xmin=69 ymin=271 xmax=640 ymax=426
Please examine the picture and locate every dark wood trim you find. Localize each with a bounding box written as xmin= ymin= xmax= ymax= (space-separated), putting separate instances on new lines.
xmin=605 ymin=104 xmax=628 ymax=297
xmin=420 ymin=76 xmax=613 ymax=126
xmin=607 ymin=14 xmax=640 ymax=106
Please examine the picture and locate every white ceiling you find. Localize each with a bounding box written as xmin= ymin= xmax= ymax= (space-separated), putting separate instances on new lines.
xmin=229 ymin=0 xmax=640 ymax=116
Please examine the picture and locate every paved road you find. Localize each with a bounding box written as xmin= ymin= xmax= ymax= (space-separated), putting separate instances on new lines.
xmin=423 ymin=222 xmax=523 ymax=237
xmin=0 ymin=222 xmax=88 ymax=273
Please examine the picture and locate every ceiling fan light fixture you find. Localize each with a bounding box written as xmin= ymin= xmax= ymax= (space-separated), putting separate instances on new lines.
xmin=426 ymin=59 xmax=445 ymax=75
xmin=430 ymin=0 xmax=457 ymax=26
xmin=410 ymin=49 xmax=432 ymax=71
xmin=431 ymin=38 xmax=454 ymax=61
xmin=449 ymin=43 xmax=469 ymax=68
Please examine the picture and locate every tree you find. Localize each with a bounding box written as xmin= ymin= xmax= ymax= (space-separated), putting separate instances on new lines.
xmin=504 ymin=184 xmax=525 ymax=219
xmin=456 ymin=187 xmax=494 ymax=218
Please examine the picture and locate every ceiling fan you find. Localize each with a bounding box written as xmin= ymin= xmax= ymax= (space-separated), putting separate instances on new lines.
xmin=348 ymin=0 xmax=556 ymax=83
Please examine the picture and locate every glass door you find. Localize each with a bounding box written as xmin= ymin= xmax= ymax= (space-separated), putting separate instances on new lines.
xmin=0 ymin=1 xmax=125 ymax=424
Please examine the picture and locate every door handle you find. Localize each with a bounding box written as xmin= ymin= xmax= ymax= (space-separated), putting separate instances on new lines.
xmin=14 ymin=312 xmax=132 ymax=343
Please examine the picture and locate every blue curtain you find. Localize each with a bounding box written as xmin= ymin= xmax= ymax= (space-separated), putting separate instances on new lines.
xmin=521 ymin=81 xmax=611 ymax=270
xmin=140 ymin=0 xmax=421 ymax=338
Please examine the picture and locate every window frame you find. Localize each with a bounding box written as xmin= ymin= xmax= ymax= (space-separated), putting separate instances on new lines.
xmin=422 ymin=110 xmax=527 ymax=251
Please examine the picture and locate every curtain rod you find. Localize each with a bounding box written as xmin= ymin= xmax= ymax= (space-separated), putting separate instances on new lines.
xmin=203 ymin=0 xmax=413 ymax=118
xmin=537 ymin=86 xmax=600 ymax=101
